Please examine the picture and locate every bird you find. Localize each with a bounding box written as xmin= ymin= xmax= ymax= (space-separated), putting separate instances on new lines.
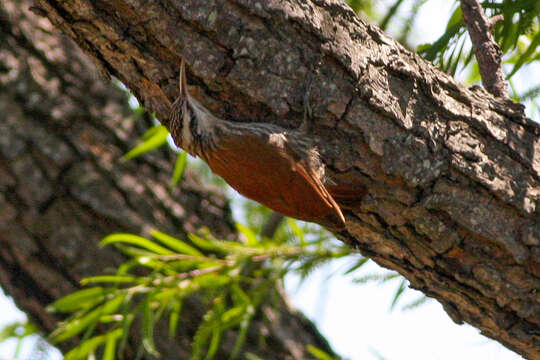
xmin=169 ymin=60 xmax=359 ymax=230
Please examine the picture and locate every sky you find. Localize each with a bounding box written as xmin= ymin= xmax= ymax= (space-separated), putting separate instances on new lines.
xmin=0 ymin=1 xmax=535 ymax=359
xmin=284 ymin=259 xmax=522 ymax=360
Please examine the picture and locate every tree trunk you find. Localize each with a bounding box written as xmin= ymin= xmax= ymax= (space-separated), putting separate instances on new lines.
xmin=12 ymin=0 xmax=540 ymax=358
xmin=0 ymin=2 xmax=336 ymax=359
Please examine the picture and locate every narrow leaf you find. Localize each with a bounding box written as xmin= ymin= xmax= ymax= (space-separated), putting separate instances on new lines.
xmin=51 ymin=294 xmax=126 ymax=343
xmin=287 ymin=218 xmax=306 ymax=245
xmin=508 ymin=31 xmax=540 ymax=78
xmin=236 ymin=223 xmax=259 ymax=246
xmin=103 ymin=329 xmax=122 ymax=360
xmin=188 ymin=233 xmax=228 ymax=253
xmin=306 ymin=345 xmax=337 ymax=360
xmin=206 ymin=326 xmax=221 ymax=360
xmin=169 ymin=298 xmax=183 ymax=338
xmin=151 ymin=230 xmax=203 ymax=256
xmin=379 ymin=0 xmax=405 ymax=31
xmin=121 ymin=125 xmax=168 ymax=161
xmin=343 ymin=258 xmax=369 ymax=275
xmin=221 ymin=306 xmax=246 ymax=323
xmin=231 ymin=284 xmax=251 ymax=306
xmin=171 ymin=151 xmax=188 ymax=187
xmin=420 ymin=22 xmax=462 ymax=61
xmin=47 ymin=287 xmax=107 ymax=313
xmin=192 ymin=274 xmax=231 ymax=290
xmin=101 ymin=233 xmax=174 ymax=255
xmin=142 ymin=297 xmax=160 ymax=357
xmin=118 ymin=312 xmax=135 ymax=357
xmin=64 ymin=334 xmax=107 ymax=360
xmin=390 ymin=279 xmax=407 ymax=311
xmin=80 ymin=275 xmax=138 ymax=285
xmin=231 ymin=306 xmax=254 ymax=359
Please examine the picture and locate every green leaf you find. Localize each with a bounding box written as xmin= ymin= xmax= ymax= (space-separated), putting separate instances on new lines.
xmin=236 ymin=223 xmax=259 ymax=246
xmin=64 ymin=329 xmax=122 ymax=360
xmin=113 ymin=244 xmax=157 ymax=258
xmin=153 ymin=288 xmax=178 ymax=303
xmin=508 ymin=31 xmax=540 ymax=78
xmin=230 ymin=306 xmax=254 ymax=359
xmin=306 ymin=345 xmax=338 ymax=360
xmin=135 ymin=256 xmax=177 ymax=276
xmin=150 ymin=229 xmax=203 ymax=256
xmin=390 ymin=279 xmax=407 ymax=311
xmin=191 ymin=297 xmax=223 ymax=360
xmin=287 ymin=218 xmax=306 ymax=245
xmin=230 ymin=284 xmax=251 ymax=306
xmin=379 ymin=0 xmax=405 ymax=31
xmin=206 ymin=325 xmax=221 ymax=360
xmin=101 ymin=233 xmax=174 ymax=255
xmin=421 ymin=22 xmax=462 ymax=62
xmin=129 ymin=106 xmax=147 ymax=119
xmin=118 ymin=312 xmax=135 ymax=357
xmin=142 ymin=297 xmax=160 ymax=357
xmin=141 ymin=124 xmax=165 ymax=141
xmin=169 ymin=259 xmax=210 ymax=272
xmin=343 ymin=258 xmax=369 ymax=275
xmin=47 ymin=287 xmax=108 ymax=313
xmin=64 ymin=334 xmax=107 ymax=360
xmin=500 ymin=11 xmax=519 ymax=53
xmin=446 ymin=5 xmax=462 ymax=30
xmin=220 ymin=306 xmax=246 ymax=324
xmin=188 ymin=233 xmax=228 ymax=254
xmin=419 ymin=5 xmax=463 ymax=64
xmin=121 ymin=125 xmax=169 ymax=161
xmin=402 ymin=295 xmax=429 ymax=311
xmin=171 ymin=151 xmax=188 ymax=187
xmin=103 ymin=329 xmax=121 ymax=360
xmin=169 ymin=298 xmax=183 ymax=338
xmin=192 ymin=274 xmax=231 ymax=290
xmin=117 ymin=259 xmax=141 ymax=275
xmin=51 ymin=294 xmax=126 ymax=343
xmin=80 ymin=275 xmax=138 ymax=285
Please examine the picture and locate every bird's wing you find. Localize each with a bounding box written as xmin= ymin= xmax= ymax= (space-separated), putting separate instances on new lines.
xmin=207 ymin=132 xmax=345 ymax=227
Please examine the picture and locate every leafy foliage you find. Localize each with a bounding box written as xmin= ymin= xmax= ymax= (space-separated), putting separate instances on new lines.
xmin=347 ymin=0 xmax=377 ymax=18
xmin=307 ymin=345 xmax=341 ymax=360
xmin=48 ymin=224 xmax=358 ymax=360
xmin=417 ymin=1 xmax=539 ymax=78
xmin=352 ymin=269 xmax=429 ymax=311
xmin=346 ymin=0 xmax=539 ymax=118
xmin=121 ymin=125 xmax=169 ymax=161
xmin=121 ymin=118 xmax=189 ymax=189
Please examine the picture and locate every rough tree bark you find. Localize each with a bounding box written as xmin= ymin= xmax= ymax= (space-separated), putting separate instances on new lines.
xmin=8 ymin=0 xmax=540 ymax=358
xmin=0 ymin=2 xmax=336 ymax=359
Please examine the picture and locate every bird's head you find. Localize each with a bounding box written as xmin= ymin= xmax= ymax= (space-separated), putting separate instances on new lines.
xmin=169 ymin=60 xmax=217 ymax=156
xmin=170 ymin=59 xmax=194 ymax=151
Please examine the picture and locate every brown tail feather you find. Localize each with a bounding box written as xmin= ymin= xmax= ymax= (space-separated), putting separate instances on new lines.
xmin=327 ymin=183 xmax=367 ymax=212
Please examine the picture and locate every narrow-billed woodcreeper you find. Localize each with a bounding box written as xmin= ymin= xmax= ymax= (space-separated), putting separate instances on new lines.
xmin=170 ymin=60 xmax=350 ymax=229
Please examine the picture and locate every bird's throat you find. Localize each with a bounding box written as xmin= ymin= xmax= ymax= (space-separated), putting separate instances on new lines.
xmin=182 ymin=96 xmax=218 ymax=156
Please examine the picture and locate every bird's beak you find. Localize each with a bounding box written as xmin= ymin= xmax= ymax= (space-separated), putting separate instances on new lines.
xmin=179 ymin=58 xmax=188 ymax=97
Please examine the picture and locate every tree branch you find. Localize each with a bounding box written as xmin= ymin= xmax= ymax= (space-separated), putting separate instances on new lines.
xmin=460 ymin=0 xmax=508 ymax=98
xmin=0 ymin=2 xmax=336 ymax=358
